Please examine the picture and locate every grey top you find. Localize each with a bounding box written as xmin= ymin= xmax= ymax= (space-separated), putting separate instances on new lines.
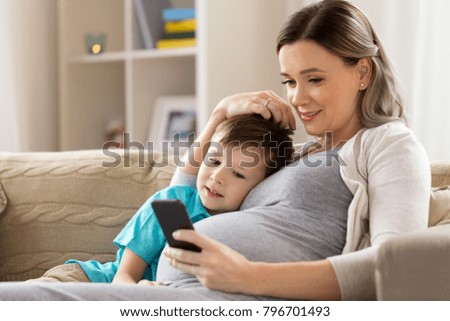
xmin=156 ymin=149 xmax=353 ymax=299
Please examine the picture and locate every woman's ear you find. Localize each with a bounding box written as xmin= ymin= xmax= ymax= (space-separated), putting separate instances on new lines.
xmin=358 ymin=58 xmax=372 ymax=90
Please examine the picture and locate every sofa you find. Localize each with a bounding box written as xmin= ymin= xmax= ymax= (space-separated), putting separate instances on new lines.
xmin=0 ymin=149 xmax=449 ymax=300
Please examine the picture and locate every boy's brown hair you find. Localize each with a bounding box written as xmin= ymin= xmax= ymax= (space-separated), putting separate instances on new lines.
xmin=214 ymin=114 xmax=294 ymax=176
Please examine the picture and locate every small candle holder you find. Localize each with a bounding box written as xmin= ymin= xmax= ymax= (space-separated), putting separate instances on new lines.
xmin=85 ymin=33 xmax=107 ymax=55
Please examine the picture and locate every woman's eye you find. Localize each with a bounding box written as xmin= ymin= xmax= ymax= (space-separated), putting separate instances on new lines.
xmin=281 ymin=79 xmax=295 ymax=87
xmin=309 ymin=77 xmax=323 ymax=84
xmin=233 ymin=171 xmax=245 ymax=179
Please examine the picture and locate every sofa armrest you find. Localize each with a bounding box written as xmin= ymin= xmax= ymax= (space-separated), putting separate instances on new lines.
xmin=0 ymin=149 xmax=176 ymax=281
xmin=375 ymin=224 xmax=450 ymax=300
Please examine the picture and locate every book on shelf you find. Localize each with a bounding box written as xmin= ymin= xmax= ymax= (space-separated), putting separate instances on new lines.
xmin=156 ymin=7 xmax=196 ymax=50
xmin=164 ymin=19 xmax=196 ymax=33
xmin=156 ymin=38 xmax=196 ymax=50
xmin=159 ymin=31 xmax=195 ymax=40
xmin=133 ymin=0 xmax=172 ymax=49
xmin=162 ymin=8 xmax=196 ymax=21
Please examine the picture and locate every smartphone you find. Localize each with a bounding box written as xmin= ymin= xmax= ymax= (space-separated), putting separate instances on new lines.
xmin=151 ymin=200 xmax=202 ymax=252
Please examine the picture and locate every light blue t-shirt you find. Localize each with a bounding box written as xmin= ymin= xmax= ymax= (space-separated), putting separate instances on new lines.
xmin=66 ymin=185 xmax=210 ymax=282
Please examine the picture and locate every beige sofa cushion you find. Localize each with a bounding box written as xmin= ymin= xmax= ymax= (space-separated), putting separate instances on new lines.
xmin=0 ymin=181 xmax=6 ymax=216
xmin=431 ymin=160 xmax=450 ymax=187
xmin=429 ymin=185 xmax=450 ymax=226
xmin=0 ymin=149 xmax=175 ymax=281
xmin=429 ymin=161 xmax=450 ymax=227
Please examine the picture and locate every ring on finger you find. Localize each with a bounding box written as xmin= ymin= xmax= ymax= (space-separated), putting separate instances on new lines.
xmin=263 ymin=98 xmax=272 ymax=108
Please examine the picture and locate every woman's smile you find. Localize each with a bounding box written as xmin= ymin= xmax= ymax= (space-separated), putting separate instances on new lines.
xmin=299 ymin=109 xmax=322 ymax=121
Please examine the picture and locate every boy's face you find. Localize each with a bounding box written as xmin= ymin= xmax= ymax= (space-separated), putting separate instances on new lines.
xmin=196 ymin=140 xmax=267 ymax=215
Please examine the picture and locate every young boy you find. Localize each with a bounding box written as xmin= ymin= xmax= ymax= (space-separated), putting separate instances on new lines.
xmin=35 ymin=114 xmax=293 ymax=284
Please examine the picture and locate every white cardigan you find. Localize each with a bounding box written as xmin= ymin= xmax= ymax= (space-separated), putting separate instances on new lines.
xmin=328 ymin=120 xmax=430 ymax=300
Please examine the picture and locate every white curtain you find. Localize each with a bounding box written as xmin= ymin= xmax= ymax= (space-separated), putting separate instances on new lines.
xmin=411 ymin=0 xmax=450 ymax=161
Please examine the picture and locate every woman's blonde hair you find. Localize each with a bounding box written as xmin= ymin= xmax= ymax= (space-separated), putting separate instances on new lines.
xmin=276 ymin=0 xmax=406 ymax=128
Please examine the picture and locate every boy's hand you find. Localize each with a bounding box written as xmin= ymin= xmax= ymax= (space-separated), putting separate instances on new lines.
xmin=137 ymin=280 xmax=164 ymax=286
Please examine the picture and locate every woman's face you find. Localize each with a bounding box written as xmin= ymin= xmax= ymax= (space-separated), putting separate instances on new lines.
xmin=279 ymin=40 xmax=365 ymax=144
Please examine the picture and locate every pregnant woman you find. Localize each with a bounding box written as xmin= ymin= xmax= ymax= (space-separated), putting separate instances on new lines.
xmin=161 ymin=0 xmax=430 ymax=301
xmin=0 ymin=0 xmax=429 ymax=301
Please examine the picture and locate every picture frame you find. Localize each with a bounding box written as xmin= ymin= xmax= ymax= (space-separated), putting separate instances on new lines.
xmin=148 ymin=95 xmax=197 ymax=155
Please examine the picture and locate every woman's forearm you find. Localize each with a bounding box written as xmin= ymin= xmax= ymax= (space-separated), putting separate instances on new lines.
xmin=245 ymin=259 xmax=341 ymax=300
xmin=166 ymin=230 xmax=340 ymax=300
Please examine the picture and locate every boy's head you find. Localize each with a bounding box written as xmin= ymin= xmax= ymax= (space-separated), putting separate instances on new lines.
xmin=197 ymin=114 xmax=294 ymax=214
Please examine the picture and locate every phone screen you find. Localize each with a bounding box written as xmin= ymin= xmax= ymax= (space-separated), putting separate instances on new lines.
xmin=151 ymin=200 xmax=202 ymax=252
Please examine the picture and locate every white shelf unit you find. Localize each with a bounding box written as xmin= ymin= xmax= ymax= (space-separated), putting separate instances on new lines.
xmin=58 ymin=0 xmax=300 ymax=151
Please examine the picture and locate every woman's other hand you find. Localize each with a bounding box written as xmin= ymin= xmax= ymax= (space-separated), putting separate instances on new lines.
xmin=163 ymin=229 xmax=254 ymax=294
xmin=213 ymin=91 xmax=296 ymax=130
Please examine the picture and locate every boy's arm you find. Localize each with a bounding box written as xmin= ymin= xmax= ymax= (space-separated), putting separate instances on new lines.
xmin=178 ymin=110 xmax=224 ymax=176
xmin=170 ymin=167 xmax=197 ymax=187
xmin=112 ymin=248 xmax=148 ymax=284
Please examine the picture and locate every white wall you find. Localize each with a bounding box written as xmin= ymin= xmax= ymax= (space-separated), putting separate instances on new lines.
xmin=0 ymin=1 xmax=21 ymax=151
xmin=198 ymin=0 xmax=287 ymax=120
xmin=0 ymin=0 xmax=58 ymax=152
xmin=198 ymin=0 xmax=308 ymax=143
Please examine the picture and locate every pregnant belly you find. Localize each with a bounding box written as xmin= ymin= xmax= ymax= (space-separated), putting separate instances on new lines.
xmin=156 ymin=206 xmax=323 ymax=283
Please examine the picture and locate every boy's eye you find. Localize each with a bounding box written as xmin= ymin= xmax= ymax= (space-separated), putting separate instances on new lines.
xmin=233 ymin=171 xmax=245 ymax=179
xmin=208 ymin=157 xmax=221 ymax=166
